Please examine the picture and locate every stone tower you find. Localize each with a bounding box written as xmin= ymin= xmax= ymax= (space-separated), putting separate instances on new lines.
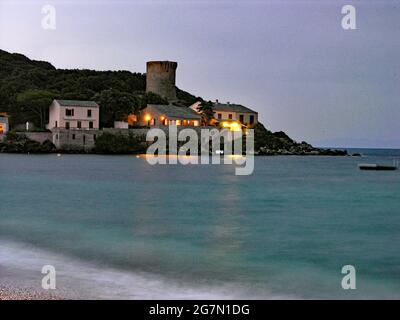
xmin=146 ymin=61 xmax=178 ymax=101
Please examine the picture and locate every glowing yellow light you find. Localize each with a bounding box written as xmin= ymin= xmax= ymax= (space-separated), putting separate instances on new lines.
xmin=144 ymin=115 xmax=151 ymax=121
xmin=194 ymin=121 xmax=199 ymax=126
xmin=220 ymin=121 xmax=241 ymax=131
xmin=222 ymin=122 xmax=230 ymax=128
xmin=160 ymin=116 xmax=165 ymax=121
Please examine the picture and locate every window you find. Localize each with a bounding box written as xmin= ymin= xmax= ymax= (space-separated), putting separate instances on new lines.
xmin=72 ymin=134 xmax=75 ymax=140
xmin=65 ymin=109 xmax=74 ymax=116
xmin=87 ymin=109 xmax=92 ymax=117
xmin=77 ymin=121 xmax=82 ymax=129
xmin=83 ymin=135 xmax=86 ymax=145
xmin=249 ymin=115 xmax=255 ymax=124
xmin=217 ymin=113 xmax=222 ymax=120
xmin=228 ymin=114 xmax=233 ymax=119
xmin=239 ymin=115 xmax=244 ymax=123
xmin=55 ymin=121 xmax=58 ymax=128
xmin=65 ymin=122 xmax=70 ymax=129
xmin=93 ymin=134 xmax=96 ymax=141
xmin=89 ymin=121 xmax=93 ymax=129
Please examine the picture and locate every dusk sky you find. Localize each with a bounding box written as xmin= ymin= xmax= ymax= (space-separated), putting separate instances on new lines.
xmin=1 ymin=0 xmax=399 ymax=148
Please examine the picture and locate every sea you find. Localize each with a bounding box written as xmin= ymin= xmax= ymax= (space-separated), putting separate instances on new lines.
xmin=1 ymin=149 xmax=400 ymax=299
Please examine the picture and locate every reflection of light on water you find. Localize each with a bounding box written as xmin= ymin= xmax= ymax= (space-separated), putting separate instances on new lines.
xmin=137 ymin=154 xmax=246 ymax=164
xmin=137 ymin=154 xmax=199 ymax=158
xmin=227 ymin=155 xmax=245 ymax=159
xmin=209 ymin=180 xmax=245 ymax=252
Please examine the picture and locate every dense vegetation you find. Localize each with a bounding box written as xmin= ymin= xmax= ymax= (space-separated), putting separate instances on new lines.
xmin=0 ymin=49 xmax=199 ymax=128
xmin=0 ymin=132 xmax=56 ymax=153
xmin=93 ymin=132 xmax=147 ymax=154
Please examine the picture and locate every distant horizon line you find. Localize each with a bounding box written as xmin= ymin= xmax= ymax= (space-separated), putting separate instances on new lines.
xmin=315 ymin=146 xmax=400 ymax=150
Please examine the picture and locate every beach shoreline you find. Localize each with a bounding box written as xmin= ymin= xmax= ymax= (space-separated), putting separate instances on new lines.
xmin=0 ymin=285 xmax=62 ymax=300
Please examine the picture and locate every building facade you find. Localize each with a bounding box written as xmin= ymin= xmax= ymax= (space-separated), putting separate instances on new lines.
xmin=139 ymin=104 xmax=201 ymax=127
xmin=212 ymin=102 xmax=258 ymax=128
xmin=190 ymin=101 xmax=258 ymax=129
xmin=47 ymin=100 xmax=100 ymax=130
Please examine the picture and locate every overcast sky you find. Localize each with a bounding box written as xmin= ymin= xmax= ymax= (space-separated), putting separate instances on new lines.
xmin=0 ymin=0 xmax=399 ymax=148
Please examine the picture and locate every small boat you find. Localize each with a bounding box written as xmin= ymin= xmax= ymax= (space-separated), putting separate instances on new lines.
xmin=359 ymin=163 xmax=398 ymax=171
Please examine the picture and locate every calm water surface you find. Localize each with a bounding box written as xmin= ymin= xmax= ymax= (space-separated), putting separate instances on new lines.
xmin=1 ymin=152 xmax=400 ymax=299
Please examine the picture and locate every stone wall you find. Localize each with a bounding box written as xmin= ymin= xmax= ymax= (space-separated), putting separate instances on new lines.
xmin=15 ymin=132 xmax=52 ymax=143
xmin=104 ymin=126 xmax=217 ymax=137
xmin=50 ymin=126 xmax=221 ymax=151
xmin=25 ymin=132 xmax=52 ymax=143
xmin=52 ymin=128 xmax=100 ymax=151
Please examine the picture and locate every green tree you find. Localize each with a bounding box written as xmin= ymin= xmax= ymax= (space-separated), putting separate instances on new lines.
xmin=93 ymin=89 xmax=138 ymax=127
xmin=141 ymin=91 xmax=169 ymax=106
xmin=198 ymin=100 xmax=214 ymax=125
xmin=94 ymin=132 xmax=147 ymax=154
xmin=16 ymin=89 xmax=57 ymax=129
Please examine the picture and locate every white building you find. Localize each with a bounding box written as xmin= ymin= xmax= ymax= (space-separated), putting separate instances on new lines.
xmin=47 ymin=100 xmax=100 ymax=130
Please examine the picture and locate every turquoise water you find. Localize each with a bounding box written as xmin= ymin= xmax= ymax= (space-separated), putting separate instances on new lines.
xmin=1 ymin=152 xmax=400 ymax=299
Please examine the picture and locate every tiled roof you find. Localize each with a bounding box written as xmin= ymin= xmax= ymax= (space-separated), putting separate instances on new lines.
xmin=213 ymin=103 xmax=257 ymax=113
xmin=147 ymin=104 xmax=201 ymax=120
xmin=55 ymin=100 xmax=99 ymax=108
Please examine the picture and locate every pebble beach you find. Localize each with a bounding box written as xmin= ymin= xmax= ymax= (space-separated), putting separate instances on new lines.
xmin=0 ymin=285 xmax=61 ymax=300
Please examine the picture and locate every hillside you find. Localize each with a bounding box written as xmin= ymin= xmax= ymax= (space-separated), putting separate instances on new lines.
xmin=0 ymin=49 xmax=347 ymax=156
xmin=0 ymin=49 xmax=199 ymax=127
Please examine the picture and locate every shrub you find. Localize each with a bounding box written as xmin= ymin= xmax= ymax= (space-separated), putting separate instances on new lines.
xmin=94 ymin=132 xmax=147 ymax=154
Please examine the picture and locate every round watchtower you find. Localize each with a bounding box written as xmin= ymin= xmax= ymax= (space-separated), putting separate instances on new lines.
xmin=146 ymin=61 xmax=178 ymax=101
